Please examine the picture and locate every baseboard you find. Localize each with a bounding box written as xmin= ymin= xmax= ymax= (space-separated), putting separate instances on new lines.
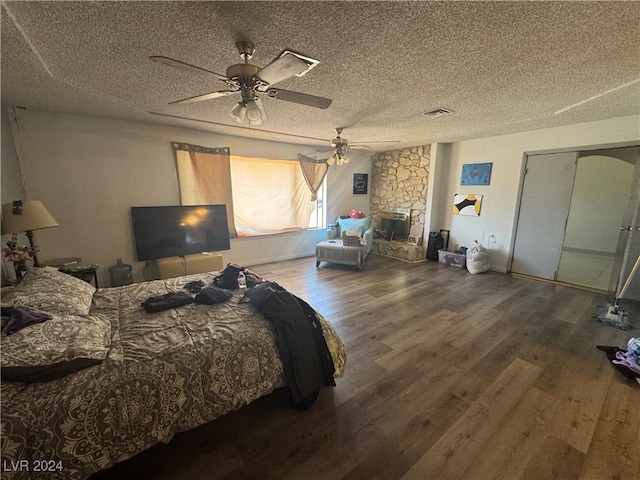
xmin=372 ymin=252 xmax=427 ymax=264
xmin=510 ymin=272 xmax=607 ymax=294
xmin=562 ymin=247 xmax=615 ymax=258
xmin=244 ymin=251 xmax=316 ymax=267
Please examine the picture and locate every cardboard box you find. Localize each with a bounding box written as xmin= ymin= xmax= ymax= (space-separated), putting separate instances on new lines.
xmin=342 ymin=232 xmax=360 ymax=247
xmin=438 ymin=250 xmax=466 ymax=268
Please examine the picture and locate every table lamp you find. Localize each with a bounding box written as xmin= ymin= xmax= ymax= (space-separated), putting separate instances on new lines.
xmin=1 ymin=200 xmax=59 ymax=267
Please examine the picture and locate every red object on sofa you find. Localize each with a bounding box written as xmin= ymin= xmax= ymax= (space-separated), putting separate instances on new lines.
xmin=349 ymin=209 xmax=365 ymax=219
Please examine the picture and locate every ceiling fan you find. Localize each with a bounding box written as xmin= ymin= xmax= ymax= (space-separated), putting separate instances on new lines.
xmin=150 ymin=41 xmax=332 ymax=126
xmin=305 ymin=128 xmax=399 ymax=166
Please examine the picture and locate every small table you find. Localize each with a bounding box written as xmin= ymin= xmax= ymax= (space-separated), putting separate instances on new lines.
xmin=42 ymin=257 xmax=82 ymax=269
xmin=315 ymin=239 xmax=365 ymax=271
xmin=60 ymin=264 xmax=99 ymax=287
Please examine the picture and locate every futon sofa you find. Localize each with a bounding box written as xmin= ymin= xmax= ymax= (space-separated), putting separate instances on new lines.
xmin=316 ymin=216 xmax=374 ymax=270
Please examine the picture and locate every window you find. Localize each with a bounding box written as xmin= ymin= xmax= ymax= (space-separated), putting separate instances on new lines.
xmin=308 ymin=176 xmax=326 ymax=229
xmin=173 ymin=144 xmax=326 ymax=237
xmin=230 ymin=155 xmax=321 ymax=236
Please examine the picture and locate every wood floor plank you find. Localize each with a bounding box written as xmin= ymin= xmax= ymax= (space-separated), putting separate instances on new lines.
xmin=459 ymin=386 xmax=559 ymax=480
xmin=547 ymin=374 xmax=609 ymax=453
xmin=578 ymin=379 xmax=640 ymax=480
xmin=400 ymin=357 xmax=541 ymax=479
xmin=341 ymin=394 xmax=470 ymax=480
xmin=519 ymin=434 xmax=585 ymax=480
xmin=89 ymin=255 xmax=640 ymax=480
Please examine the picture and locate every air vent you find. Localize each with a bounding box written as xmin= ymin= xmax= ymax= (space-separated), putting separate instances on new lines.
xmin=421 ymin=107 xmax=454 ymax=118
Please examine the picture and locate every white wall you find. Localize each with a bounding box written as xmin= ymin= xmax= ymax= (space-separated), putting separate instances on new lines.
xmin=2 ymin=107 xmax=372 ymax=285
xmin=432 ymin=115 xmax=640 ymax=272
xmin=0 ymin=106 xmax=24 ymax=202
xmin=326 ymin=152 xmax=372 ymax=221
xmin=4 ymin=107 xmax=638 ymax=282
xmin=1 ymin=106 xmax=27 ymax=282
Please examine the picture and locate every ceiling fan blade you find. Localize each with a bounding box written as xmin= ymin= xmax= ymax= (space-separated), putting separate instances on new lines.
xmin=351 ymin=141 xmax=400 ymax=146
xmin=315 ymin=146 xmax=334 ymax=153
xmin=150 ymin=56 xmax=229 ymax=81
xmin=255 ymin=53 xmax=309 ymax=85
xmin=298 ymin=153 xmax=330 ymax=163
xmin=266 ymin=88 xmax=332 ymax=109
xmin=169 ymin=90 xmax=238 ymax=105
xmin=350 ymin=148 xmax=378 ymax=155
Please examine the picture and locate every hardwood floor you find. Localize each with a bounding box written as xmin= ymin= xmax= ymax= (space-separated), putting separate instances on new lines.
xmin=91 ymin=254 xmax=640 ymax=480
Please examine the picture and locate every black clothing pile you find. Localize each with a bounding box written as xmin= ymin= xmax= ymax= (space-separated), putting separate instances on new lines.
xmin=184 ymin=280 xmax=206 ymax=293
xmin=242 ymin=281 xmax=336 ymax=410
xmin=214 ymin=263 xmax=245 ymax=290
xmin=194 ymin=286 xmax=233 ymax=304
xmin=142 ymin=292 xmax=194 ymax=313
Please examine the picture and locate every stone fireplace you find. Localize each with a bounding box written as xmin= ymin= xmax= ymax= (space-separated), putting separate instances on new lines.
xmin=377 ymin=211 xmax=410 ymax=241
xmin=370 ymin=145 xmax=430 ymax=262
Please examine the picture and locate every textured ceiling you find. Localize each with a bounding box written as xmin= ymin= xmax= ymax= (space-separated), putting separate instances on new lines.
xmin=2 ymin=1 xmax=639 ymax=152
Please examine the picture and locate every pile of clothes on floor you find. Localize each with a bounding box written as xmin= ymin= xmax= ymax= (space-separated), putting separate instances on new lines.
xmin=597 ymin=337 xmax=640 ymax=386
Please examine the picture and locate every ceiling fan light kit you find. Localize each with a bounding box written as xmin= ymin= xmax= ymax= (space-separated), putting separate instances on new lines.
xmin=151 ymin=41 xmax=331 ymax=126
xmin=327 ymin=151 xmax=350 ymax=167
xmin=230 ymin=98 xmax=267 ymax=126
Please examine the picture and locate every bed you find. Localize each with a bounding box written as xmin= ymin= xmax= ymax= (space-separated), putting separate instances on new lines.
xmin=0 ymin=267 xmax=346 ymax=480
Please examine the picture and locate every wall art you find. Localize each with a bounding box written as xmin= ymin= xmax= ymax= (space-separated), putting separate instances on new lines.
xmin=407 ymin=234 xmax=421 ymax=246
xmin=461 ymin=162 xmax=492 ymax=186
xmin=453 ymin=194 xmax=483 ymax=216
xmin=353 ymin=173 xmax=368 ymax=195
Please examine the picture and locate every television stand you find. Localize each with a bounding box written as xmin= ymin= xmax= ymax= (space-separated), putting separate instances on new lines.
xmin=155 ymin=253 xmax=224 ymax=280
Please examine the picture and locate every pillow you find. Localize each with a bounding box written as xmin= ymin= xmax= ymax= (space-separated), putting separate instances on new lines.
xmin=2 ymin=267 xmax=96 ymax=316
xmin=1 ymin=312 xmax=110 ymax=382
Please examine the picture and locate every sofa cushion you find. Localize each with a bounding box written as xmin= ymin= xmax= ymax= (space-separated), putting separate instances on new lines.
xmin=337 ymin=217 xmax=372 ymax=237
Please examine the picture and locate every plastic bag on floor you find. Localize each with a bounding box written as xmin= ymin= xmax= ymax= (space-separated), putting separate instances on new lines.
xmin=466 ymin=240 xmax=490 ymax=274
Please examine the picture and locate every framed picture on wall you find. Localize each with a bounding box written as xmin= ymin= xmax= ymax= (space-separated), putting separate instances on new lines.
xmin=461 ymin=162 xmax=493 ymax=185
xmin=353 ymin=173 xmax=368 ymax=195
xmin=407 ymin=235 xmax=421 ymax=246
xmin=453 ymin=193 xmax=483 ymax=216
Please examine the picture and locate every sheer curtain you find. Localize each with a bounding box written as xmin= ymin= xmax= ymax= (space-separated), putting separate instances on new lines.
xmin=173 ymin=143 xmax=237 ymax=237
xmin=230 ymin=156 xmax=312 ymax=236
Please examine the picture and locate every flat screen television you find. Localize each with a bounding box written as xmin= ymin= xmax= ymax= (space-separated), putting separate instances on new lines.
xmin=131 ymin=205 xmax=231 ymax=261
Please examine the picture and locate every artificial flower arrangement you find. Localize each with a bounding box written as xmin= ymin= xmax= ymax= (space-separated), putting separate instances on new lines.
xmin=2 ymin=233 xmax=38 ymax=264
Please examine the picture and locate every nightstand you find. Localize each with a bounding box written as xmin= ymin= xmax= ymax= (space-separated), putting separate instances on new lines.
xmin=60 ymin=264 xmax=99 ymax=287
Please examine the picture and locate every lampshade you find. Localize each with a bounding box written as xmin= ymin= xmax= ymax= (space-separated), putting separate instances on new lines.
xmin=1 ymin=200 xmax=59 ymax=234
xmin=327 ymin=151 xmax=350 ymax=167
xmin=229 ymin=98 xmax=267 ymax=126
xmin=230 ymin=102 xmax=247 ymax=123
xmin=245 ymin=100 xmax=264 ymax=125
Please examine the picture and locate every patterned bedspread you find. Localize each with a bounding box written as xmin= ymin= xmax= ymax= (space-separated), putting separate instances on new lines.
xmin=0 ymin=272 xmax=346 ymax=480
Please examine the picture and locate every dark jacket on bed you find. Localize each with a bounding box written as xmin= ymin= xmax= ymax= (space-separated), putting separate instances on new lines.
xmin=242 ymin=282 xmax=335 ymax=409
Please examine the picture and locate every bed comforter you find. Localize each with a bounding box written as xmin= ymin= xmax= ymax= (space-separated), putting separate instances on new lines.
xmin=0 ymin=268 xmax=346 ymax=480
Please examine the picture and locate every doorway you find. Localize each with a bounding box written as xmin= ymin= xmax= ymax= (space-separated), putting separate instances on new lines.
xmin=511 ymin=144 xmax=639 ymax=298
